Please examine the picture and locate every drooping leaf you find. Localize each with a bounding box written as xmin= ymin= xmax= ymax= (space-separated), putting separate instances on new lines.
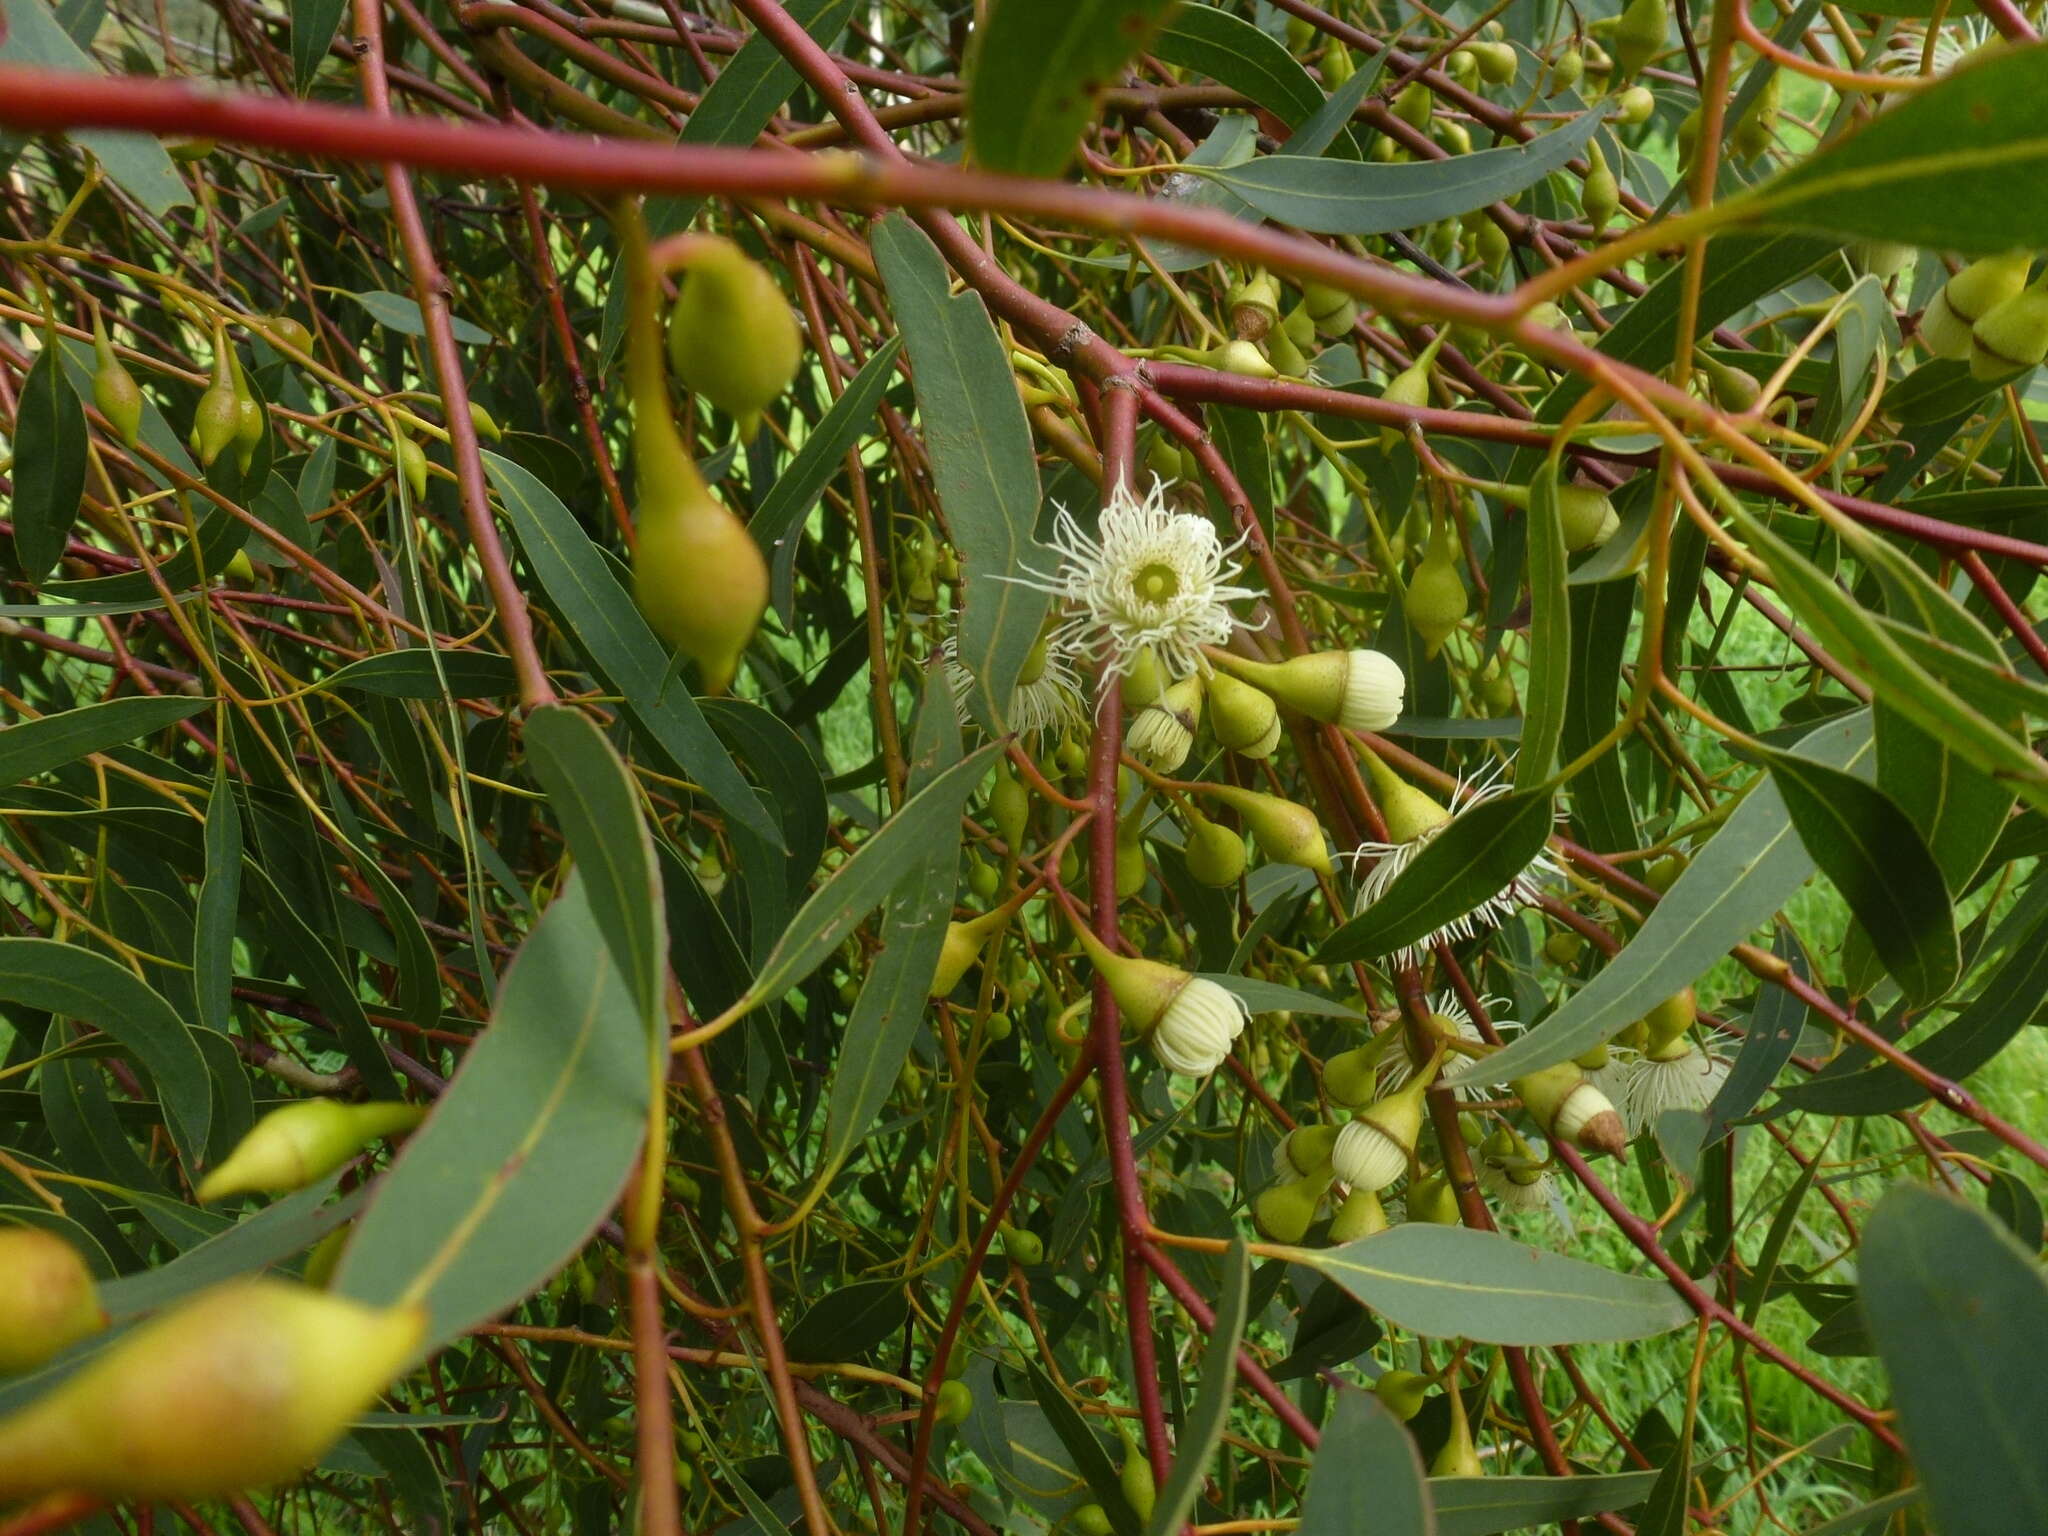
xmin=1320 ymin=787 xmax=1556 ymax=963
xmin=0 ymin=938 xmax=212 ymax=1168
xmin=346 ymin=290 xmax=491 ymax=345
xmin=1760 ymin=747 xmax=1958 ymax=1006
xmin=1155 ymin=4 xmax=1359 ymax=155
xmin=1430 ymin=1472 xmax=1660 ymax=1536
xmin=1861 ymin=1185 xmax=2048 ymax=1536
xmin=1516 ymin=457 xmax=1571 ymax=785
xmin=193 ymin=760 xmax=240 ymax=1034
xmin=482 ymin=450 xmax=780 ymax=847
xmin=0 ymin=695 xmax=209 ymax=785
xmin=523 ymin=704 xmax=667 ymax=1034
xmin=872 ymin=215 xmax=1050 ymax=735
xmin=751 ymin=335 xmax=903 ymax=557
xmin=336 ymin=877 xmax=650 ymax=1353
xmin=1213 ymin=112 xmax=1605 ymax=236
xmin=1472 ymin=710 xmax=1873 ymax=1085
xmin=308 ymin=649 xmax=519 ymax=700
xmin=966 ymin=0 xmax=1183 ymax=177
xmin=290 ymin=0 xmax=349 ymax=92
xmin=1743 ymin=45 xmax=2048 ymax=254
xmin=10 ymin=342 xmax=89 ymax=583
xmin=1293 ymin=1224 xmax=1690 ymax=1345
xmin=1298 ymin=1388 xmax=1433 ymax=1536
xmin=733 ymin=743 xmax=998 ymax=1017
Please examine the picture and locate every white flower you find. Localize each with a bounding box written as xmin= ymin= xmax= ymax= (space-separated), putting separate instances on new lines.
xmin=1331 ymin=1118 xmax=1409 ymax=1193
xmin=1150 ymin=976 xmax=1249 ymax=1076
xmin=1014 ymin=477 xmax=1259 ymax=682
xmin=944 ymin=636 xmax=1084 ymax=740
xmin=1623 ymin=1044 xmax=1730 ymax=1129
xmin=1339 ymin=649 xmax=1407 ymax=732
xmin=1386 ymin=991 xmax=1519 ymax=1100
xmin=1479 ymin=1155 xmax=1557 ymax=1214
xmin=1351 ymin=759 xmax=1563 ymax=965
xmin=1582 ymin=1048 xmax=1639 ymax=1129
xmin=1127 ymin=703 xmax=1195 ymax=771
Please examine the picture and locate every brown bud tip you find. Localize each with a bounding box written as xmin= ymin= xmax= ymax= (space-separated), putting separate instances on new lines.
xmin=1576 ymin=1109 xmax=1629 ymax=1158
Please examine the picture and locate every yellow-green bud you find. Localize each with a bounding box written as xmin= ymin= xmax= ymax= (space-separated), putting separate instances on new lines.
xmin=1253 ymin=1170 xmax=1329 ymax=1243
xmin=1210 ymin=648 xmax=1405 ymax=733
xmin=0 ymin=1227 xmax=105 ymax=1374
xmin=665 ymin=236 xmax=801 ymax=443
xmin=1328 ymin=1185 xmax=1389 ymax=1242
xmin=1512 ymin=1062 xmax=1627 ymax=1155
xmin=1610 ymin=0 xmax=1668 ymax=81
xmin=1406 ymin=1170 xmax=1462 ymax=1224
xmin=1203 ymin=785 xmax=1330 ymax=875
xmin=1182 ymin=811 xmax=1248 ymax=887
xmin=90 ymin=316 xmax=143 ymax=450
xmin=0 ymin=1279 xmax=423 ymax=1502
xmin=1471 ymin=40 xmax=1518 ymax=85
xmin=1374 ymin=1369 xmax=1430 ymax=1420
xmin=934 ymin=1378 xmax=974 ymax=1425
xmin=1332 ymin=1070 xmax=1435 ymax=1192
xmin=1550 ymin=48 xmax=1585 ymax=95
xmin=1228 ymin=271 xmax=1282 ymax=341
xmin=1360 ymin=748 xmax=1452 ymax=846
xmin=1394 ymin=81 xmax=1434 ymax=130
xmin=394 ymin=433 xmax=428 ymax=504
xmin=1613 ymin=85 xmax=1655 ymax=126
xmin=1431 ymin=1385 xmax=1485 ymax=1477
xmin=1640 ymin=986 xmax=1698 ymax=1059
xmin=1303 ymin=281 xmax=1357 ymax=338
xmin=197 ymin=1100 xmax=425 ymax=1202
xmin=1920 ymin=252 xmax=2033 ymax=360
xmin=1969 ymin=283 xmax=2048 ymax=381
xmin=1404 ymin=522 xmax=1467 ymax=659
xmin=1208 ymin=668 xmax=1279 ymax=756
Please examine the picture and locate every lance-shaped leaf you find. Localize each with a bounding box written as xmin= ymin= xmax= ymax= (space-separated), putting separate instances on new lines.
xmin=1144 ymin=1239 xmax=1248 ymax=1536
xmin=967 ymin=0 xmax=1183 ymax=177
xmin=1 ymin=695 xmax=210 ymax=785
xmin=1299 ymin=1389 xmax=1432 ymax=1536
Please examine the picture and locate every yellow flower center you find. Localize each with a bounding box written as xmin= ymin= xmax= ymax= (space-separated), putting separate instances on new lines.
xmin=1133 ymin=562 xmax=1180 ymax=605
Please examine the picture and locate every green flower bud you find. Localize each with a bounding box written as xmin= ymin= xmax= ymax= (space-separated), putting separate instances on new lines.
xmin=1359 ymin=748 xmax=1451 ymax=845
xmin=190 ymin=339 xmax=240 ymax=470
xmin=1277 ymin=1123 xmax=1341 ymax=1179
xmin=1549 ymin=48 xmax=1585 ymax=95
xmin=665 ymin=236 xmax=801 ymax=443
xmin=394 ymin=433 xmax=428 ymax=504
xmin=1471 ymin=40 xmax=1519 ymax=85
xmin=1920 ymin=252 xmax=2032 ymax=360
xmin=1253 ymin=1170 xmax=1328 ymax=1243
xmin=1512 ymin=1062 xmax=1627 ymax=1156
xmin=930 ymin=906 xmax=1013 ymax=998
xmin=1322 ymin=1044 xmax=1383 ymax=1109
xmin=1581 ymin=141 xmax=1619 ymax=234
xmin=1209 ymin=648 xmax=1405 ymax=733
xmin=1303 ymin=281 xmax=1357 ymax=337
xmin=1208 ymin=338 xmax=1278 ymax=378
xmin=1328 ymin=1185 xmax=1389 ymax=1241
xmin=1208 ymin=669 xmax=1279 ymax=756
xmin=1733 ymin=68 xmax=1780 ymax=161
xmin=467 ymin=400 xmax=504 ymax=440
xmin=0 ymin=1226 xmax=105 ymax=1374
xmin=1640 ymin=986 xmax=1698 ymax=1058
xmin=1127 ymin=674 xmax=1203 ymax=771
xmin=1969 ymin=282 xmax=2048 ymax=381
xmin=1001 ymin=1223 xmax=1043 ymax=1266
xmin=1610 ymin=0 xmax=1668 ymax=82
xmin=1393 ymin=81 xmax=1434 ymax=130
xmin=1404 ymin=522 xmax=1467 ymax=659
xmin=91 ymin=318 xmax=143 ymax=450
xmin=1332 ymin=1069 xmax=1435 ymax=1192
xmin=1182 ymin=811 xmax=1247 ymax=887
xmin=1228 ymin=271 xmax=1282 ymax=341
xmin=1613 ymin=85 xmax=1655 ymax=126
xmin=0 ymin=1279 xmax=423 ymax=1501
xmin=934 ymin=1378 xmax=974 ymax=1426
xmin=1323 ymin=42 xmax=1356 ymax=87
xmin=263 ymin=315 xmax=314 ymax=355
xmin=1405 ymin=1170 xmax=1462 ymax=1224
xmin=1543 ymin=930 xmax=1585 ymax=966
xmin=1074 ymin=1504 xmax=1114 ymax=1536
xmin=1430 ymin=1383 xmax=1485 ymax=1476
xmin=300 ymin=1222 xmax=351 ymax=1290
xmin=1072 ymin=928 xmax=1249 ymax=1076
xmin=1203 ymin=785 xmax=1330 ymax=876
xmin=1114 ymin=815 xmax=1149 ymax=901
xmin=988 ymin=762 xmax=1030 ymax=851
xmin=1373 ymin=1369 xmax=1431 ymax=1420
xmin=197 ymin=1100 xmax=425 ymax=1202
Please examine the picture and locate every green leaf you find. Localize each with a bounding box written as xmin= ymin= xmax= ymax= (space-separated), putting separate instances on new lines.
xmin=11 ymin=343 xmax=88 ymax=583
xmin=966 ymin=0 xmax=1183 ymax=177
xmin=1319 ymin=787 xmax=1556 ymax=963
xmin=1633 ymin=1429 xmax=1690 ymax=1536
xmin=1743 ymin=45 xmax=2048 ymax=254
xmin=1293 ymin=1224 xmax=1690 ymax=1345
xmin=42 ymin=504 xmax=249 ymax=604
xmin=1703 ymin=927 xmax=1805 ymax=1141
xmin=750 ymin=336 xmax=903 ymax=556
xmin=872 ymin=215 xmax=1049 ymax=735
xmin=1024 ymin=1359 xmax=1143 ymax=1536
xmin=1285 ymin=49 xmax=1391 ymax=161
xmin=0 ymin=938 xmax=211 ymax=1167
xmin=1 ymin=695 xmax=209 ymax=785
xmin=1429 ymin=1472 xmax=1660 ymax=1536
xmin=1862 ymin=1185 xmax=2048 ymax=1536
xmin=1774 ymin=874 xmax=2048 ymax=1116
xmin=0 ymin=1 xmax=187 ymax=216
xmin=1155 ymin=5 xmax=1356 ymax=154
xmin=1517 ymin=458 xmax=1571 ymax=785
xmin=733 ymin=744 xmax=999 ymax=1016
xmin=523 ymin=705 xmax=666 ymax=1034
xmin=1145 ymin=1238 xmax=1248 ymax=1536
xmin=336 ymin=876 xmax=650 ymax=1352
xmin=346 ymin=290 xmax=490 ymax=346
xmin=99 ymin=1179 xmax=361 ymax=1319
xmin=1760 ymin=748 xmax=1958 ymax=1006
xmin=1879 ymin=706 xmax=2012 ymax=894
xmin=1212 ymin=112 xmax=1605 ymax=236
xmin=1472 ymin=709 xmax=1873 ymax=1085
xmin=308 ymin=649 xmax=519 ymax=700
xmin=357 ymin=1422 xmax=452 ymax=1536
xmin=482 ymin=450 xmax=780 ymax=848
xmin=290 ymin=0 xmax=348 ymax=91
xmin=1200 ymin=974 xmax=1364 ymax=1021
xmin=816 ymin=674 xmax=962 ymax=1180
xmin=1299 ymin=1388 xmax=1433 ymax=1536
xmin=193 ymin=761 xmax=240 ymax=1034
xmin=781 ymin=1278 xmax=909 ymax=1362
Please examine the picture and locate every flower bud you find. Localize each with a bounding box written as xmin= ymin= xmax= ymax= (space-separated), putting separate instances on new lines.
xmin=197 ymin=1100 xmax=425 ymax=1202
xmin=1471 ymin=40 xmax=1519 ymax=85
xmin=263 ymin=315 xmax=314 ymax=355
xmin=1327 ymin=1185 xmax=1389 ymax=1242
xmin=1204 ymin=785 xmax=1330 ymax=875
xmin=988 ymin=762 xmax=1030 ymax=850
xmin=1969 ymin=283 xmax=2048 ymax=381
xmin=1405 ymin=1170 xmax=1462 ymax=1224
xmin=1393 ymin=81 xmax=1434 ymax=130
xmin=1378 ymin=358 xmax=1432 ymax=451
xmin=1581 ymin=141 xmax=1619 ymax=235
xmin=1208 ymin=339 xmax=1277 ymax=378
xmin=1323 ymin=41 xmax=1356 ymax=86
xmin=1613 ymin=84 xmax=1655 ymax=125
xmin=1182 ymin=811 xmax=1247 ymax=887
xmin=621 ymin=210 xmax=768 ymax=696
xmin=1551 ymin=485 xmax=1619 ymax=551
xmin=934 ymin=1378 xmax=974 ymax=1426
xmin=665 ymin=236 xmax=801 ymax=443
xmin=300 ymin=1222 xmax=351 ymax=1290
xmin=930 ymin=906 xmax=1013 ymax=998
xmin=90 ymin=316 xmax=143 ymax=450
xmin=1359 ymin=749 xmax=1452 ymax=845
xmin=1404 ymin=522 xmax=1467 ymax=659
xmin=1123 ymin=645 xmax=1168 ymax=709
xmin=1000 ymin=1223 xmax=1043 ymax=1266
xmin=0 ymin=1279 xmax=423 ymax=1501
xmin=190 ymin=345 xmax=240 ymax=470
xmin=1549 ymin=48 xmax=1585 ymax=94
xmin=394 ymin=433 xmax=428 ymax=504
xmin=1228 ymin=271 xmax=1281 ymax=341
xmin=1610 ymin=0 xmax=1668 ymax=81
xmin=1211 ymin=648 xmax=1405 ymax=733
xmin=1114 ymin=817 xmax=1149 ymax=901
xmin=1303 ymin=281 xmax=1357 ymax=338
xmin=1265 ymin=319 xmax=1310 ymax=378
xmin=0 ymin=1227 xmax=105 ymax=1374
xmin=1207 ymin=669 xmax=1279 ymax=756
xmin=1732 ymin=68 xmax=1779 ymax=161
xmin=1332 ymin=1071 xmax=1433 ymax=1192
xmin=1639 ymin=986 xmax=1697 ymax=1058
xmin=229 ymin=352 xmax=264 ymax=473
xmin=1322 ymin=1044 xmax=1382 ymax=1109
xmin=1544 ymin=930 xmax=1585 ymax=966
xmin=1374 ymin=1369 xmax=1430 ymax=1420
xmin=1276 ymin=1123 xmax=1341 ymax=1180
xmin=1127 ymin=674 xmax=1202 ymax=771
xmin=1073 ymin=930 xmax=1248 ymax=1076
xmin=1253 ymin=1170 xmax=1328 ymax=1243
xmin=1512 ymin=1062 xmax=1626 ymax=1156
xmin=1920 ymin=252 xmax=2033 ymax=360
xmin=1074 ymin=1504 xmax=1114 ymax=1536
xmin=1431 ymin=1384 xmax=1485 ymax=1477
xmin=467 ymin=400 xmax=504 ymax=440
